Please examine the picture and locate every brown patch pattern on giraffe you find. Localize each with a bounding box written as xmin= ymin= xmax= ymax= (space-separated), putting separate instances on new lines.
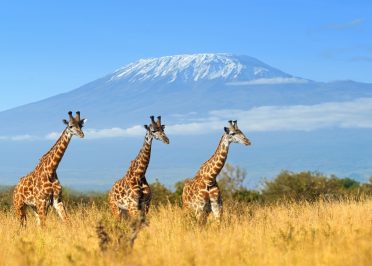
xmin=108 ymin=116 xmax=169 ymax=223
xmin=182 ymin=120 xmax=251 ymax=224
xmin=12 ymin=111 xmax=86 ymax=227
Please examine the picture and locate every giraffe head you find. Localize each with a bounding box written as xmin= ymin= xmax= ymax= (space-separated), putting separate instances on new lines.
xmin=62 ymin=111 xmax=86 ymax=138
xmin=144 ymin=116 xmax=170 ymax=144
xmin=224 ymin=120 xmax=251 ymax=146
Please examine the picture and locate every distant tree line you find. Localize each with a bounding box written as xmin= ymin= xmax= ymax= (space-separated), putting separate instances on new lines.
xmin=1 ymin=164 xmax=372 ymax=211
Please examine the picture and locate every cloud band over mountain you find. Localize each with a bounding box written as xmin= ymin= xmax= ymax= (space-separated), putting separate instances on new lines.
xmin=86 ymin=97 xmax=372 ymax=137
xmin=2 ymin=97 xmax=371 ymax=141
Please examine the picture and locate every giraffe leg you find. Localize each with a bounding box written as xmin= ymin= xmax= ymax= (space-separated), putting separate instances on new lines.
xmin=53 ymin=198 xmax=69 ymax=222
xmin=181 ymin=180 xmax=192 ymax=209
xmin=139 ymin=200 xmax=147 ymax=225
xmin=52 ymin=180 xmax=69 ymax=222
xmin=36 ymin=201 xmax=47 ymax=227
xmin=31 ymin=206 xmax=41 ymax=226
xmin=129 ymin=209 xmax=142 ymax=247
xmin=195 ymin=209 xmax=208 ymax=225
xmin=209 ymin=187 xmax=222 ymax=222
xmin=15 ymin=203 xmax=27 ymax=227
xmin=194 ymin=199 xmax=209 ymax=225
xmin=128 ymin=203 xmax=146 ymax=226
xmin=195 ymin=191 xmax=212 ymax=225
xmin=108 ymin=191 xmax=123 ymax=220
xmin=13 ymin=188 xmax=27 ymax=227
xmin=141 ymin=177 xmax=152 ymax=214
xmin=109 ymin=201 xmax=122 ymax=221
xmin=128 ymin=204 xmax=146 ymax=247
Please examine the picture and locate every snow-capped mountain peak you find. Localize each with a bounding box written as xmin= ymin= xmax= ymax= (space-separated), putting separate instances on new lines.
xmin=109 ymin=53 xmax=291 ymax=83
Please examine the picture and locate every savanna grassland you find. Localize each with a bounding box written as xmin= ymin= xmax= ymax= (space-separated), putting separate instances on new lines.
xmin=0 ymin=199 xmax=371 ymax=266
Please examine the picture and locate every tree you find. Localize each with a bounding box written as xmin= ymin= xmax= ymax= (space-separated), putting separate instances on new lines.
xmin=218 ymin=163 xmax=246 ymax=199
xmin=217 ymin=163 xmax=261 ymax=202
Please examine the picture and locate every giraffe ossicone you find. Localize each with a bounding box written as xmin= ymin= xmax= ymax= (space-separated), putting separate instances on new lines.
xmin=182 ymin=120 xmax=251 ymax=224
xmin=12 ymin=111 xmax=86 ymax=227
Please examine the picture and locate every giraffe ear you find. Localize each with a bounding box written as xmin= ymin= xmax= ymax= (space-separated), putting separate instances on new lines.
xmin=144 ymin=125 xmax=149 ymax=130
xmin=63 ymin=119 xmax=69 ymax=125
xmin=224 ymin=127 xmax=230 ymax=134
xmin=79 ymin=118 xmax=87 ymax=127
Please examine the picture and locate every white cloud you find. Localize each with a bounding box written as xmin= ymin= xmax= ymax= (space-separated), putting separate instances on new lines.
xmin=84 ymin=125 xmax=144 ymax=139
xmin=0 ymin=134 xmax=35 ymax=141
xmin=210 ymin=98 xmax=372 ymax=131
xmin=43 ymin=125 xmax=145 ymax=140
xmin=227 ymin=77 xmax=309 ymax=86
xmin=11 ymin=135 xmax=34 ymax=141
xmin=325 ymin=18 xmax=364 ymax=30
xmin=166 ymin=97 xmax=372 ymax=134
xmin=309 ymin=18 xmax=365 ymax=34
xmin=139 ymin=98 xmax=372 ymax=135
xmin=170 ymin=112 xmax=198 ymax=118
xmin=45 ymin=132 xmax=60 ymax=140
xmin=2 ymin=98 xmax=372 ymax=141
xmin=166 ymin=122 xmax=219 ymax=135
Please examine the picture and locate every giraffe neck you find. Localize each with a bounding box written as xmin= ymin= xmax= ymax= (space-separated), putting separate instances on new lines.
xmin=37 ymin=128 xmax=72 ymax=174
xmin=197 ymin=134 xmax=230 ymax=182
xmin=130 ymin=132 xmax=153 ymax=179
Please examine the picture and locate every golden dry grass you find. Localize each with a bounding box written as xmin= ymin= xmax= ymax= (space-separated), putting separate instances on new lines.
xmin=0 ymin=199 xmax=371 ymax=266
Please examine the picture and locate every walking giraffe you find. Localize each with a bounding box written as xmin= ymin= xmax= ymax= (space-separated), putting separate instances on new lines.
xmin=182 ymin=120 xmax=251 ymax=224
xmin=13 ymin=111 xmax=86 ymax=227
xmin=108 ymin=116 xmax=169 ymax=224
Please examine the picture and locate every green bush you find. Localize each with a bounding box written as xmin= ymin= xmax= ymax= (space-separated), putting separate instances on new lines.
xmin=150 ymin=179 xmax=179 ymax=206
xmin=62 ymin=188 xmax=107 ymax=209
xmin=261 ymin=171 xmax=370 ymax=202
xmin=232 ymin=188 xmax=262 ymax=203
xmin=1 ymin=170 xmax=371 ymax=211
xmin=174 ymin=179 xmax=186 ymax=199
xmin=0 ymin=186 xmax=13 ymax=212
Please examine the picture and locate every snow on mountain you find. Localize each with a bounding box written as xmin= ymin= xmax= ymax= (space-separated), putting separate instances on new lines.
xmin=109 ymin=53 xmax=292 ymax=83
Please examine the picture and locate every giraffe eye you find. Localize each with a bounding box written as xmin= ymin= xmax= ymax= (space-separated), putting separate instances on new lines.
xmin=69 ymin=125 xmax=73 ymax=129
xmin=230 ymin=132 xmax=236 ymax=136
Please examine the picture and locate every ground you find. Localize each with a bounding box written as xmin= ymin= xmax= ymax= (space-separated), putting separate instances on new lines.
xmin=0 ymin=200 xmax=371 ymax=266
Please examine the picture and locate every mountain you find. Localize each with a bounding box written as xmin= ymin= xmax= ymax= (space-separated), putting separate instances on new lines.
xmin=1 ymin=53 xmax=372 ymax=135
xmin=0 ymin=53 xmax=372 ymax=190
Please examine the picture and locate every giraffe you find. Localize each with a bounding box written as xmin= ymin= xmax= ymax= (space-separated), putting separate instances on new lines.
xmin=13 ymin=111 xmax=86 ymax=227
xmin=182 ymin=120 xmax=251 ymax=224
xmin=108 ymin=116 xmax=169 ymax=225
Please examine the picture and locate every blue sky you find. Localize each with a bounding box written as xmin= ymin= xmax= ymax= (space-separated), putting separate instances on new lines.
xmin=0 ymin=0 xmax=371 ymax=111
